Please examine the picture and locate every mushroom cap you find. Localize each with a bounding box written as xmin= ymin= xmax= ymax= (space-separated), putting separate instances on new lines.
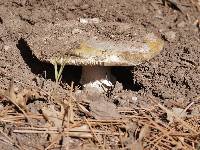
xmin=26 ymin=20 xmax=164 ymax=66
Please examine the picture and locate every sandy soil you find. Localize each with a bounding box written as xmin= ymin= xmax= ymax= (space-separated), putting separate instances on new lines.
xmin=0 ymin=0 xmax=200 ymax=149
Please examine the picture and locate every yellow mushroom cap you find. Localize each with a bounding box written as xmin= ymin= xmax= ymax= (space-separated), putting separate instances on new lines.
xmin=26 ymin=20 xmax=164 ymax=66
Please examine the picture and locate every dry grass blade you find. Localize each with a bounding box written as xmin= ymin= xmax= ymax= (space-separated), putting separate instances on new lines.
xmin=68 ymin=82 xmax=74 ymax=123
xmin=13 ymin=125 xmax=93 ymax=138
xmin=84 ymin=117 xmax=104 ymax=148
xmin=182 ymin=102 xmax=194 ymax=113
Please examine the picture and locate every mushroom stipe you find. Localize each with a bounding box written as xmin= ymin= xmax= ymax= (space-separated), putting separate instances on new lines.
xmin=26 ymin=20 xmax=164 ymax=93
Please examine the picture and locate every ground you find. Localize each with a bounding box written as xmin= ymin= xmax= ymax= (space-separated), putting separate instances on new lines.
xmin=0 ymin=0 xmax=200 ymax=150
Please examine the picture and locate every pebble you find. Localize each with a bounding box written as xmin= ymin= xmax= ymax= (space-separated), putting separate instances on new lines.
xmin=132 ymin=96 xmax=138 ymax=102
xmin=164 ymin=31 xmax=176 ymax=42
xmin=79 ymin=18 xmax=101 ymax=24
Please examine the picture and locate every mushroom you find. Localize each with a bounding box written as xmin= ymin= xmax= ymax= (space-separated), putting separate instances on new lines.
xmin=26 ymin=20 xmax=164 ymax=93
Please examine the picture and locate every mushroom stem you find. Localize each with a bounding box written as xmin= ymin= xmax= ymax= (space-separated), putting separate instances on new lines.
xmin=80 ymin=66 xmax=115 ymax=93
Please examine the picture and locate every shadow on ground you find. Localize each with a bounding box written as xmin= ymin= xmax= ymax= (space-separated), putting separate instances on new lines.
xmin=16 ymin=38 xmax=81 ymax=85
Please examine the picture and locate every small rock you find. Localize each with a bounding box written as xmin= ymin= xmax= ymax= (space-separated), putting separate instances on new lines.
xmin=131 ymin=96 xmax=138 ymax=103
xmin=164 ymin=31 xmax=176 ymax=42
xmin=90 ymin=100 xmax=121 ymax=120
xmin=79 ymin=18 xmax=88 ymax=24
xmin=79 ymin=18 xmax=101 ymax=24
